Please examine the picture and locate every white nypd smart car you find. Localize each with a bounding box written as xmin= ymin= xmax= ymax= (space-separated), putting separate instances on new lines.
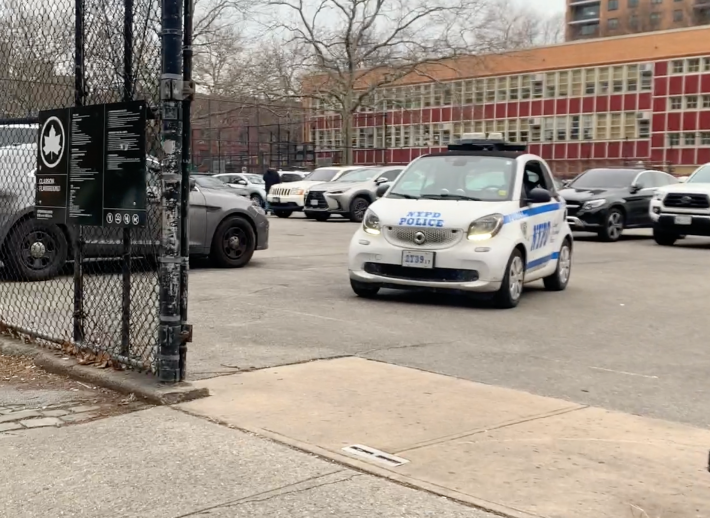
xmin=348 ymin=134 xmax=573 ymax=308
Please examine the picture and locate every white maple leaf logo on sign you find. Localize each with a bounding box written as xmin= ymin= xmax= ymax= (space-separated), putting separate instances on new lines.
xmin=43 ymin=125 xmax=62 ymax=158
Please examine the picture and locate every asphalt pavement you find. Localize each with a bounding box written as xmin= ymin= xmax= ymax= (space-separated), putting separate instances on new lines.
xmin=187 ymin=215 xmax=710 ymax=428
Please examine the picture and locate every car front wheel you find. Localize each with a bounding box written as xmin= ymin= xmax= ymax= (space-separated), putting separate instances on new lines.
xmin=598 ymin=208 xmax=624 ymax=242
xmin=5 ymin=219 xmax=68 ymax=281
xmin=493 ymin=248 xmax=524 ymax=309
xmin=349 ymin=197 xmax=370 ymax=223
xmin=273 ymin=210 xmax=293 ymax=218
xmin=351 ymin=279 xmax=379 ymax=298
xmin=653 ymin=226 xmax=678 ymax=246
xmin=250 ymin=194 xmax=264 ymax=208
xmin=210 ymin=217 xmax=255 ymax=268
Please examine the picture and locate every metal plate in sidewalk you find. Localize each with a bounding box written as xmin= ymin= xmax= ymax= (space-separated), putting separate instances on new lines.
xmin=342 ymin=444 xmax=409 ymax=467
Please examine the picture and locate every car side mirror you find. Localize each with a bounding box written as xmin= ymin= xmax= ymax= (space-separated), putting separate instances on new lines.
xmin=527 ymin=187 xmax=552 ymax=204
xmin=561 ymin=179 xmax=571 ymax=187
xmin=189 ymin=178 xmax=196 ymax=191
xmin=629 ymin=183 xmax=642 ymax=194
xmin=376 ymin=183 xmax=390 ymax=198
xmin=375 ymin=177 xmax=388 ymax=185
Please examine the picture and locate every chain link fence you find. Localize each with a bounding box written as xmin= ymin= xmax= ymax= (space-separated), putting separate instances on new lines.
xmin=0 ymin=0 xmax=166 ymax=372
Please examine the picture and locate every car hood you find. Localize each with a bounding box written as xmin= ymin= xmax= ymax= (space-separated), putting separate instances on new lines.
xmin=657 ymin=182 xmax=710 ymax=193
xmin=201 ymin=188 xmax=255 ymax=209
xmin=559 ymin=187 xmax=627 ymax=203
xmin=311 ymin=180 xmax=372 ymax=193
xmin=278 ymin=180 xmax=327 ymax=190
xmin=371 ymin=198 xmax=520 ymax=229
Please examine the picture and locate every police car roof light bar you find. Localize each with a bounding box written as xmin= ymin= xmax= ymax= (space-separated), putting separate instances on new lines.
xmin=447 ymin=132 xmax=527 ymax=153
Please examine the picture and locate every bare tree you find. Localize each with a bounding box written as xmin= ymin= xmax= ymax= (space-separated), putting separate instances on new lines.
xmin=480 ymin=0 xmax=564 ymax=50
xmin=253 ymin=0 xmax=500 ymax=164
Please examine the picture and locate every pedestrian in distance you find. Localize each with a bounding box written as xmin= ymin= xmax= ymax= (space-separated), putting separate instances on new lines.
xmin=263 ymin=167 xmax=281 ymax=215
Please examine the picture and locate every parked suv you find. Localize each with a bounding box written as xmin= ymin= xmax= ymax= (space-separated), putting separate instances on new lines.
xmin=304 ymin=166 xmax=403 ymax=222
xmin=650 ymin=163 xmax=710 ymax=245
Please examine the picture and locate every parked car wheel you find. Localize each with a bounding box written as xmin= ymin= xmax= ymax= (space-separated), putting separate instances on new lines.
xmin=598 ymin=208 xmax=624 ymax=242
xmin=349 ymin=197 xmax=370 ymax=223
xmin=653 ymin=226 xmax=678 ymax=246
xmin=250 ymin=194 xmax=264 ymax=208
xmin=273 ymin=210 xmax=293 ymax=218
xmin=5 ymin=219 xmax=68 ymax=281
xmin=210 ymin=216 xmax=255 ymax=268
xmin=314 ymin=213 xmax=330 ymax=222
xmin=543 ymin=238 xmax=572 ymax=291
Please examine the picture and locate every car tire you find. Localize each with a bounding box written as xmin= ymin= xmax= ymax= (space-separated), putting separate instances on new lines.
xmin=210 ymin=216 xmax=255 ymax=268
xmin=250 ymin=194 xmax=264 ymax=208
xmin=349 ymin=197 xmax=370 ymax=223
xmin=273 ymin=210 xmax=293 ymax=218
xmin=543 ymin=238 xmax=572 ymax=291
xmin=350 ymin=279 xmax=379 ymax=298
xmin=493 ymin=248 xmax=524 ymax=309
xmin=653 ymin=226 xmax=678 ymax=246
xmin=598 ymin=208 xmax=624 ymax=242
xmin=314 ymin=213 xmax=330 ymax=222
xmin=5 ymin=219 xmax=68 ymax=281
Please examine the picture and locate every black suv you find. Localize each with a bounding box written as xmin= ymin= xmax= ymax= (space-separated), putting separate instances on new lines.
xmin=560 ymin=168 xmax=678 ymax=242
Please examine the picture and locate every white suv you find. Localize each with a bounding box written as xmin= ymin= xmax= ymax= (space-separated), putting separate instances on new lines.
xmin=650 ymin=163 xmax=710 ymax=245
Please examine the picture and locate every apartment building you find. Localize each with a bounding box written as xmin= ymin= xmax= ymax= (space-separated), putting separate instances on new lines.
xmin=566 ymin=0 xmax=710 ymax=41
xmin=308 ymin=27 xmax=710 ymax=175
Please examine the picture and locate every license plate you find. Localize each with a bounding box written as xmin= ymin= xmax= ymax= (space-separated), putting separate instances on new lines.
xmin=310 ymin=199 xmax=319 ymax=206
xmin=402 ymin=250 xmax=434 ymax=269
xmin=272 ymin=197 xmax=280 ymax=203
xmin=675 ymin=215 xmax=692 ymax=225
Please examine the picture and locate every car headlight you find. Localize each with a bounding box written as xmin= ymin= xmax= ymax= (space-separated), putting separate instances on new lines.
xmin=652 ymin=192 xmax=664 ymax=201
xmin=582 ymin=199 xmax=607 ymax=210
xmin=328 ymin=188 xmax=351 ymax=195
xmin=291 ymin=188 xmax=305 ymax=195
xmin=467 ymin=213 xmax=504 ymax=241
xmin=363 ymin=209 xmax=381 ymax=235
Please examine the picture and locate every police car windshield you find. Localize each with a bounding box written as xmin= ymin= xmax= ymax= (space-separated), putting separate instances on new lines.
xmin=338 ymin=168 xmax=380 ymax=182
xmin=0 ymin=126 xmax=37 ymax=146
xmin=387 ymin=155 xmax=516 ymax=201
xmin=306 ymin=168 xmax=339 ymax=182
xmin=688 ymin=164 xmax=710 ymax=184
xmin=569 ymin=169 xmax=638 ymax=189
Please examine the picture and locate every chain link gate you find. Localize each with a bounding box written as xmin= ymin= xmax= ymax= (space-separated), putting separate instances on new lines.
xmin=0 ymin=0 xmax=192 ymax=381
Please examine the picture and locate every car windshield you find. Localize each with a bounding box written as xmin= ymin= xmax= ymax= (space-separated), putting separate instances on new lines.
xmin=569 ymin=169 xmax=638 ymax=189
xmin=387 ymin=155 xmax=516 ymax=201
xmin=338 ymin=168 xmax=380 ymax=182
xmin=306 ymin=168 xmax=342 ymax=182
xmin=281 ymin=173 xmax=302 ymax=182
xmin=0 ymin=126 xmax=37 ymax=146
xmin=688 ymin=164 xmax=710 ymax=184
xmin=244 ymin=174 xmax=264 ymax=184
xmin=195 ymin=175 xmax=230 ymax=190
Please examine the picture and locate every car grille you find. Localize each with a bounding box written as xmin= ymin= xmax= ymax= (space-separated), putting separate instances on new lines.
xmin=305 ymin=191 xmax=328 ymax=209
xmin=565 ymin=203 xmax=580 ymax=216
xmin=383 ymin=226 xmax=463 ymax=250
xmin=663 ymin=193 xmax=710 ymax=209
xmin=270 ymin=186 xmax=293 ymax=197
xmin=364 ymin=263 xmax=478 ymax=282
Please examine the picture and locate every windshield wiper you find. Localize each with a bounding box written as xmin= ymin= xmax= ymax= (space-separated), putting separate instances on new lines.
xmin=388 ymin=192 xmax=419 ymax=199
xmin=420 ymin=193 xmax=482 ymax=201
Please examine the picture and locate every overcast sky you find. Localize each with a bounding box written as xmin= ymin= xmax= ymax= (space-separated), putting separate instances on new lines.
xmin=522 ymin=0 xmax=565 ymax=14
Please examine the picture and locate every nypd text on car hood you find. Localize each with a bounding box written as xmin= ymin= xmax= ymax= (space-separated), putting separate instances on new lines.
xmin=347 ymin=133 xmax=573 ymax=308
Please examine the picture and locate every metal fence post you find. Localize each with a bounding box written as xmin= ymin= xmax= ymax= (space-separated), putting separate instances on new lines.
xmin=121 ymin=0 xmax=134 ymax=357
xmin=158 ymin=0 xmax=183 ymax=382
xmin=73 ymin=0 xmax=86 ymax=344
xmin=180 ymin=0 xmax=194 ymax=380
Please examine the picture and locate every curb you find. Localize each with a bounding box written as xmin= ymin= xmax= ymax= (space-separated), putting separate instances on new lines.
xmin=0 ymin=337 xmax=209 ymax=406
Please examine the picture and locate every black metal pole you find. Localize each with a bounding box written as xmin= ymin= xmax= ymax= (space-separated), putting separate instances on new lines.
xmin=121 ymin=0 xmax=134 ymax=357
xmin=158 ymin=0 xmax=183 ymax=382
xmin=73 ymin=0 xmax=85 ymax=344
xmin=179 ymin=0 xmax=193 ymax=381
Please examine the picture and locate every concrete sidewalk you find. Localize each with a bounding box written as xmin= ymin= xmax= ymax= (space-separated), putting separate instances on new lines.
xmin=180 ymin=358 xmax=710 ymax=518
xmin=0 ymin=406 xmax=496 ymax=518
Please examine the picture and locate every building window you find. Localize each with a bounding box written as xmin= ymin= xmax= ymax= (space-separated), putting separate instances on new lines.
xmin=639 ymin=120 xmax=650 ymax=139
xmin=629 ymin=14 xmax=639 ymax=29
xmin=684 ymin=133 xmax=696 ymax=146
xmin=672 ymin=60 xmax=684 ymax=74
xmin=701 ymin=133 xmax=710 ymax=146
xmin=628 ymin=0 xmax=638 ymax=6
xmin=668 ymin=133 xmax=680 ymax=147
xmin=703 ymin=95 xmax=710 ymax=108
xmin=688 ymin=58 xmax=700 ymax=73
xmin=581 ymin=23 xmax=598 ymax=36
xmin=704 ymin=57 xmax=710 ymax=71
xmin=669 ymin=97 xmax=682 ymax=110
xmin=651 ymin=0 xmax=662 ymax=4
xmin=608 ymin=0 xmax=619 ymax=10
xmin=650 ymin=12 xmax=661 ymax=26
xmin=608 ymin=18 xmax=619 ymax=29
xmin=686 ymin=96 xmax=698 ymax=109
xmin=673 ymin=10 xmax=683 ymax=22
